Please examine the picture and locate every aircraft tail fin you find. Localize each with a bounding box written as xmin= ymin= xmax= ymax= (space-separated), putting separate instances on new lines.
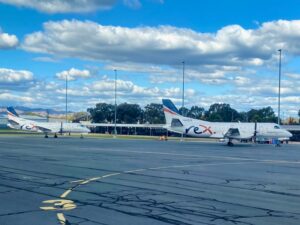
xmin=7 ymin=107 xmax=19 ymax=117
xmin=162 ymin=99 xmax=182 ymax=126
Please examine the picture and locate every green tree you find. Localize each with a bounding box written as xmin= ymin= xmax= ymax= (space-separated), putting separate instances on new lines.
xmin=298 ymin=109 xmax=300 ymax=124
xmin=71 ymin=112 xmax=90 ymax=122
xmin=144 ymin=103 xmax=165 ymax=124
xmin=87 ymin=103 xmax=114 ymax=123
xmin=247 ymin=107 xmax=277 ymax=122
xmin=206 ymin=103 xmax=239 ymax=122
xmin=179 ymin=107 xmax=189 ymax=117
xmin=187 ymin=106 xmax=205 ymax=119
xmin=117 ymin=103 xmax=143 ymax=123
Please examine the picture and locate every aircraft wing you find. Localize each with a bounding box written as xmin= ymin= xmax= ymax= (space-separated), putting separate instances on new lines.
xmin=224 ymin=128 xmax=253 ymax=140
xmin=34 ymin=125 xmax=53 ymax=133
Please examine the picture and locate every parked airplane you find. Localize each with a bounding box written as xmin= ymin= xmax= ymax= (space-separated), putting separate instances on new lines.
xmin=7 ymin=107 xmax=90 ymax=138
xmin=162 ymin=99 xmax=293 ymax=146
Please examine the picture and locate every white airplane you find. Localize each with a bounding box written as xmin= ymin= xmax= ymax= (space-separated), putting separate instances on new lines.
xmin=162 ymin=99 xmax=293 ymax=146
xmin=7 ymin=107 xmax=90 ymax=138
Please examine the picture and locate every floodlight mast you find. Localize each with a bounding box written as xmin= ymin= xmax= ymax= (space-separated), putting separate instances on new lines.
xmin=114 ymin=69 xmax=117 ymax=137
xmin=181 ymin=61 xmax=185 ymax=141
xmin=278 ymin=49 xmax=282 ymax=125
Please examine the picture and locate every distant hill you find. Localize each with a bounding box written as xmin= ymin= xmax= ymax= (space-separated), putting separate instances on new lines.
xmin=0 ymin=106 xmax=72 ymax=117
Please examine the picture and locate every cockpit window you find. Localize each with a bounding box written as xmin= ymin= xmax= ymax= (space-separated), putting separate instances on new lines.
xmin=274 ymin=125 xmax=280 ymax=129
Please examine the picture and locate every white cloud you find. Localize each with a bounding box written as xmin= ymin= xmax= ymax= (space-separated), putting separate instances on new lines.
xmin=0 ymin=92 xmax=33 ymax=103
xmin=33 ymin=56 xmax=59 ymax=63
xmin=235 ymin=78 xmax=300 ymax=96
xmin=0 ymin=30 xmax=18 ymax=49
xmin=56 ymin=68 xmax=91 ymax=81
xmin=123 ymin=0 xmax=142 ymax=9
xmin=0 ymin=68 xmax=33 ymax=83
xmin=22 ymin=19 xmax=300 ymax=68
xmin=0 ymin=0 xmax=116 ymax=13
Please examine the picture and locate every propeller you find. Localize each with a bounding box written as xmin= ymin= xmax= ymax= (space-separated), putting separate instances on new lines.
xmin=253 ymin=121 xmax=257 ymax=143
xmin=60 ymin=122 xmax=63 ymax=135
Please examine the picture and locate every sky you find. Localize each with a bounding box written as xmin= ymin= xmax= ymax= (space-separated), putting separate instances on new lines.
xmin=0 ymin=0 xmax=300 ymax=118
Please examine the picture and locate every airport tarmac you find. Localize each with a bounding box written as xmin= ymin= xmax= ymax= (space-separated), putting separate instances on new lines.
xmin=0 ymin=136 xmax=299 ymax=225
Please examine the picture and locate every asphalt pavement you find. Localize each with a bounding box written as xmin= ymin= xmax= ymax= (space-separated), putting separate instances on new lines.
xmin=0 ymin=136 xmax=299 ymax=225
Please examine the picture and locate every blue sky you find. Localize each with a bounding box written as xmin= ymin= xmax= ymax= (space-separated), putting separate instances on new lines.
xmin=0 ymin=0 xmax=299 ymax=118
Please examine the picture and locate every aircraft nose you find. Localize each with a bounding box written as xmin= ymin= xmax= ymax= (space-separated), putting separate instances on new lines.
xmin=286 ymin=130 xmax=293 ymax=138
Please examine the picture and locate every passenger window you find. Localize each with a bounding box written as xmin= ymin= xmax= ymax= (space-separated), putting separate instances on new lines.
xmin=274 ymin=125 xmax=280 ymax=129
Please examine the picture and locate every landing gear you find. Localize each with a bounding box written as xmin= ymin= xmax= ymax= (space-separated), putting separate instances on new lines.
xmin=80 ymin=134 xmax=84 ymax=139
xmin=227 ymin=140 xmax=234 ymax=146
xmin=54 ymin=133 xmax=58 ymax=138
xmin=44 ymin=134 xmax=48 ymax=138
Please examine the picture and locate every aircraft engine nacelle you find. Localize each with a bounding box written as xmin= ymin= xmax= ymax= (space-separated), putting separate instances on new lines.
xmin=7 ymin=123 xmax=20 ymax=130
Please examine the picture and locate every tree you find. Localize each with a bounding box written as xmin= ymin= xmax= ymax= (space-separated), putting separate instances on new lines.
xmin=298 ymin=109 xmax=300 ymax=124
xmin=206 ymin=103 xmax=239 ymax=122
xmin=287 ymin=117 xmax=297 ymax=125
xmin=117 ymin=103 xmax=143 ymax=123
xmin=187 ymin=106 xmax=205 ymax=119
xmin=87 ymin=103 xmax=114 ymax=123
xmin=179 ymin=107 xmax=189 ymax=117
xmin=247 ymin=107 xmax=277 ymax=122
xmin=71 ymin=112 xmax=89 ymax=123
xmin=144 ymin=103 xmax=165 ymax=124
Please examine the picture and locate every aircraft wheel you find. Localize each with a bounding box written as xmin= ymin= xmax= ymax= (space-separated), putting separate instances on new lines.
xmin=227 ymin=141 xmax=234 ymax=146
xmin=54 ymin=134 xmax=58 ymax=138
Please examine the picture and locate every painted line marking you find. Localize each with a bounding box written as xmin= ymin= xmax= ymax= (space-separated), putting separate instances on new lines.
xmin=125 ymin=169 xmax=146 ymax=173
xmin=60 ymin=189 xmax=72 ymax=198
xmin=46 ymin=155 xmax=300 ymax=225
xmin=57 ymin=213 xmax=67 ymax=225
xmin=70 ymin=179 xmax=85 ymax=183
xmin=41 ymin=199 xmax=76 ymax=211
xmin=102 ymin=173 xmax=121 ymax=178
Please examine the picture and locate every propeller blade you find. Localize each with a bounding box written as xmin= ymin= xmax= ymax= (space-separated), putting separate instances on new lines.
xmin=253 ymin=121 xmax=257 ymax=143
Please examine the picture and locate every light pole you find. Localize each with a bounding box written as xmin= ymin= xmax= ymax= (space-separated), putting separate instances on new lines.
xmin=181 ymin=61 xmax=185 ymax=141
xmin=278 ymin=49 xmax=282 ymax=125
xmin=65 ymin=74 xmax=68 ymax=123
xmin=114 ymin=69 xmax=117 ymax=137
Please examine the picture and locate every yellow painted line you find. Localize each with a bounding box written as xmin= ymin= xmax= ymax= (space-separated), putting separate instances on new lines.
xmin=90 ymin=177 xmax=102 ymax=181
xmin=60 ymin=189 xmax=72 ymax=198
xmin=125 ymin=169 xmax=146 ymax=173
xmin=79 ymin=176 xmax=102 ymax=185
xmin=48 ymin=157 xmax=300 ymax=225
xmin=80 ymin=180 xmax=91 ymax=185
xmin=70 ymin=179 xmax=85 ymax=183
xmin=57 ymin=213 xmax=66 ymax=225
xmin=41 ymin=199 xmax=76 ymax=211
xmin=40 ymin=206 xmax=56 ymax=210
xmin=102 ymin=173 xmax=121 ymax=178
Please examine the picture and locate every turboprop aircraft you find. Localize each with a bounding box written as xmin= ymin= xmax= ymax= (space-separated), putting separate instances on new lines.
xmin=7 ymin=107 xmax=90 ymax=138
xmin=162 ymin=99 xmax=292 ymax=146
